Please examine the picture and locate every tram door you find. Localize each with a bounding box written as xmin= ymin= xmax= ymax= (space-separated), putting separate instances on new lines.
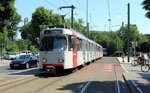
xmin=87 ymin=41 xmax=89 ymax=61
xmin=83 ymin=40 xmax=86 ymax=62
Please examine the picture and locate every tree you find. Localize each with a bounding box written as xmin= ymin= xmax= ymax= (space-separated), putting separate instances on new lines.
xmin=6 ymin=41 xmax=19 ymax=52
xmin=138 ymin=42 xmax=150 ymax=52
xmin=89 ymin=31 xmax=122 ymax=55
xmin=0 ymin=0 xmax=16 ymax=21
xmin=0 ymin=0 xmax=16 ymax=40
xmin=142 ymin=0 xmax=150 ymax=19
xmin=0 ymin=0 xmax=18 ymax=54
xmin=7 ymin=12 xmax=21 ymax=41
xmin=74 ymin=19 xmax=86 ymax=34
xmin=16 ymin=39 xmax=31 ymax=52
xmin=20 ymin=22 xmax=32 ymax=39
xmin=117 ymin=24 xmax=148 ymax=50
xmin=26 ymin=7 xmax=63 ymax=45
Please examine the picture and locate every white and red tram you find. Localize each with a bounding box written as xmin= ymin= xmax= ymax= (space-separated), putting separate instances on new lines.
xmin=39 ymin=26 xmax=103 ymax=73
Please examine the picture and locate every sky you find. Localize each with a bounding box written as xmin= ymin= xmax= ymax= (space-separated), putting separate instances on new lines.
xmin=14 ymin=0 xmax=150 ymax=35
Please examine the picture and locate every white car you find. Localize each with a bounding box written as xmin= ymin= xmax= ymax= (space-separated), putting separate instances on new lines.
xmin=4 ymin=52 xmax=17 ymax=60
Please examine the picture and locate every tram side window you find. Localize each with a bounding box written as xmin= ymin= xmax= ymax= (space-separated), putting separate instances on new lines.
xmin=77 ymin=38 xmax=82 ymax=51
xmin=68 ymin=36 xmax=76 ymax=51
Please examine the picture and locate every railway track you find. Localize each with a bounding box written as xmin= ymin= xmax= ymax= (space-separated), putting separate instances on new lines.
xmin=79 ymin=57 xmax=130 ymax=93
xmin=0 ymin=73 xmax=70 ymax=93
xmin=0 ymin=57 xmax=130 ymax=93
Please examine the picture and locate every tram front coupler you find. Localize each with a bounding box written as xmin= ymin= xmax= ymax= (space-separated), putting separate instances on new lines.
xmin=45 ymin=66 xmax=56 ymax=74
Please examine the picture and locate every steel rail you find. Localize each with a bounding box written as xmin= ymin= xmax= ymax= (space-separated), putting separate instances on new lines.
xmin=0 ymin=73 xmax=70 ymax=93
xmin=80 ymin=62 xmax=103 ymax=93
xmin=114 ymin=58 xmax=121 ymax=93
xmin=0 ymin=77 xmax=39 ymax=93
xmin=34 ymin=76 xmax=68 ymax=93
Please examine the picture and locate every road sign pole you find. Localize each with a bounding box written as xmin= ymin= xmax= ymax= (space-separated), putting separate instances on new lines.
xmin=127 ymin=3 xmax=130 ymax=62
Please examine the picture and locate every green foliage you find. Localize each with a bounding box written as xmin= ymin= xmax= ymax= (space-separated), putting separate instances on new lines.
xmin=20 ymin=22 xmax=32 ymax=39
xmin=117 ymin=24 xmax=148 ymax=48
xmin=1 ymin=39 xmax=33 ymax=53
xmin=114 ymin=51 xmax=123 ymax=57
xmin=19 ymin=6 xmax=149 ymax=56
xmin=0 ymin=0 xmax=17 ymax=55
xmin=136 ymin=42 xmax=150 ymax=52
xmin=17 ymin=39 xmax=31 ymax=52
xmin=0 ymin=0 xmax=16 ymax=21
xmin=0 ymin=0 xmax=21 ymax=55
xmin=89 ymin=31 xmax=122 ymax=55
xmin=21 ymin=7 xmax=63 ymax=45
xmin=6 ymin=42 xmax=18 ymax=52
xmin=28 ymin=44 xmax=39 ymax=53
xmin=7 ymin=12 xmax=21 ymax=41
xmin=74 ymin=19 xmax=86 ymax=34
xmin=142 ymin=0 xmax=150 ymax=18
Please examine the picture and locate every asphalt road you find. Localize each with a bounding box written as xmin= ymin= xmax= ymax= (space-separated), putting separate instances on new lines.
xmin=0 ymin=57 xmax=131 ymax=93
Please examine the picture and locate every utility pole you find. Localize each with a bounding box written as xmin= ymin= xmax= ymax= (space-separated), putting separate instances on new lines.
xmin=127 ymin=3 xmax=130 ymax=62
xmin=122 ymin=22 xmax=124 ymax=53
xmin=86 ymin=0 xmax=89 ymax=38
xmin=59 ymin=5 xmax=75 ymax=28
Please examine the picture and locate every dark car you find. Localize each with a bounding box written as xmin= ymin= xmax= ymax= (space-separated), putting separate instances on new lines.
xmin=10 ymin=55 xmax=39 ymax=69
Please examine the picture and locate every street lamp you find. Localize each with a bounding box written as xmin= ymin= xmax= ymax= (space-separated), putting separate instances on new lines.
xmin=59 ymin=5 xmax=75 ymax=29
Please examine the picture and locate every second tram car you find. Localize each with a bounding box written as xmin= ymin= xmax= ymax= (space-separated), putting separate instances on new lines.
xmin=39 ymin=26 xmax=103 ymax=73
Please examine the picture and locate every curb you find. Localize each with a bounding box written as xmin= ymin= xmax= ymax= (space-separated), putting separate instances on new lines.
xmin=122 ymin=73 xmax=141 ymax=93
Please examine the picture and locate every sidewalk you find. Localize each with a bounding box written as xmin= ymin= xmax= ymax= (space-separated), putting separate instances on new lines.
xmin=117 ymin=57 xmax=150 ymax=93
xmin=117 ymin=56 xmax=134 ymax=63
xmin=0 ymin=59 xmax=10 ymax=66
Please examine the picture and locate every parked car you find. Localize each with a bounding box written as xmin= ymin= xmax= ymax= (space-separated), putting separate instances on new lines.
xmin=10 ymin=55 xmax=39 ymax=69
xmin=20 ymin=51 xmax=32 ymax=55
xmin=32 ymin=52 xmax=39 ymax=58
xmin=4 ymin=52 xmax=17 ymax=60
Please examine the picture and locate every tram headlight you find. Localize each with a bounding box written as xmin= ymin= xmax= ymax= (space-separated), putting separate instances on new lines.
xmin=42 ymin=58 xmax=47 ymax=63
xmin=58 ymin=59 xmax=64 ymax=63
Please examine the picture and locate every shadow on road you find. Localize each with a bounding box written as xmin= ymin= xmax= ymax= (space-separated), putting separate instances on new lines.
xmin=57 ymin=81 xmax=131 ymax=93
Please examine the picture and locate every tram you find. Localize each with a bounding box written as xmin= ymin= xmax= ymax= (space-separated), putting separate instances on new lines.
xmin=39 ymin=25 xmax=103 ymax=73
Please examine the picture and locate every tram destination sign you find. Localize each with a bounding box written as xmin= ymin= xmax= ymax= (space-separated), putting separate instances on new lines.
xmin=44 ymin=30 xmax=62 ymax=34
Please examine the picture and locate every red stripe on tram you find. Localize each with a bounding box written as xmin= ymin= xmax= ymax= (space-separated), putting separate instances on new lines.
xmin=70 ymin=30 xmax=78 ymax=68
xmin=43 ymin=64 xmax=64 ymax=67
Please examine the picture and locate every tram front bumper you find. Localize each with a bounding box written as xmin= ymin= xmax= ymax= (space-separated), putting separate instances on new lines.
xmin=40 ymin=66 xmax=56 ymax=73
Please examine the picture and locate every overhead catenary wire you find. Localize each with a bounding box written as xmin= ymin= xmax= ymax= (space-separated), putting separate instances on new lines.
xmin=75 ymin=0 xmax=86 ymax=12
xmin=62 ymin=0 xmax=69 ymax=6
xmin=65 ymin=0 xmax=86 ymax=14
xmin=44 ymin=0 xmax=72 ymax=20
xmin=69 ymin=0 xmax=74 ymax=4
xmin=44 ymin=0 xmax=87 ymax=27
xmin=44 ymin=0 xmax=58 ymax=9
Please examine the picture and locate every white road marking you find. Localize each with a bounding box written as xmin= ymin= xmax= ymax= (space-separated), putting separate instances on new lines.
xmin=120 ymin=64 xmax=129 ymax=73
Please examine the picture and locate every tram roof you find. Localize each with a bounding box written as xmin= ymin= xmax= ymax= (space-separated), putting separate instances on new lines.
xmin=40 ymin=26 xmax=101 ymax=47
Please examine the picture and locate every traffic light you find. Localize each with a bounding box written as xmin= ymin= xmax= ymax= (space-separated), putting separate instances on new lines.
xmin=129 ymin=42 xmax=133 ymax=47
xmin=129 ymin=41 xmax=137 ymax=48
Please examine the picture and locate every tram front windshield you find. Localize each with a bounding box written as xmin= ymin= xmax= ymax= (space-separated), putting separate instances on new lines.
xmin=40 ymin=37 xmax=67 ymax=51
